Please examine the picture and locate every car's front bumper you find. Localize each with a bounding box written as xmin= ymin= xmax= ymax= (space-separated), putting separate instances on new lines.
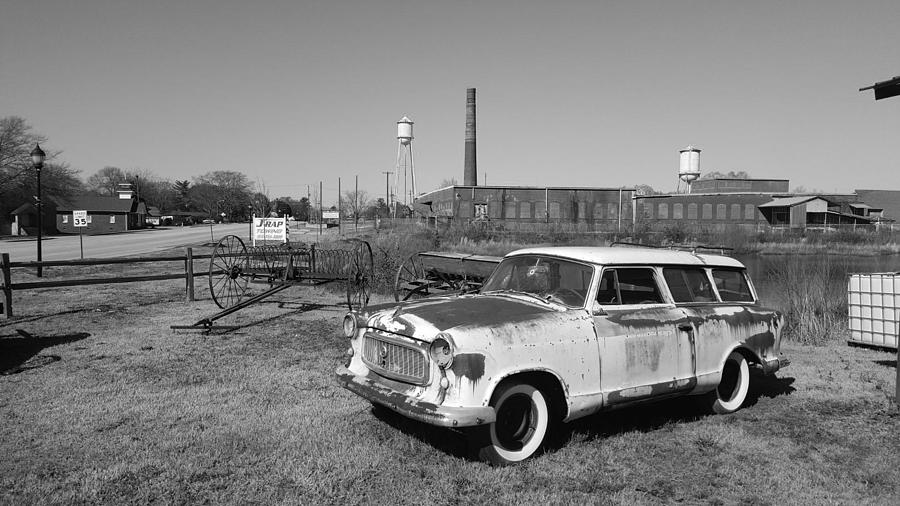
xmin=335 ymin=366 xmax=496 ymax=428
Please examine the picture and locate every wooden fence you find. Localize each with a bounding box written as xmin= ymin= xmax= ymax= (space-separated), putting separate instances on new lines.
xmin=1 ymin=248 xmax=210 ymax=319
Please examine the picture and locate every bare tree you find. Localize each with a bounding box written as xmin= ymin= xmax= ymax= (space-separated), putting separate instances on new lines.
xmin=700 ymin=170 xmax=750 ymax=180
xmin=1 ymin=116 xmax=82 ymax=218
xmin=342 ymin=189 xmax=371 ymax=221
xmin=194 ymin=170 xmax=253 ymax=221
xmin=0 ymin=116 xmax=49 ymax=193
xmin=250 ymin=192 xmax=271 ymax=217
xmin=86 ymin=166 xmax=126 ymax=195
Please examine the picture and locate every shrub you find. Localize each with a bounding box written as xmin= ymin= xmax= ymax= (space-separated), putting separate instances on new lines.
xmin=768 ymin=254 xmax=852 ymax=345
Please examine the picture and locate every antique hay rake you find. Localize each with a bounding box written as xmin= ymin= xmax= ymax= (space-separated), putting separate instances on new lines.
xmin=393 ymin=251 xmax=501 ymax=301
xmin=173 ymin=234 xmax=373 ymax=332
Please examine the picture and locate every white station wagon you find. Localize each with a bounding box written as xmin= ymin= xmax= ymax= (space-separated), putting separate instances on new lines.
xmin=336 ymin=246 xmax=786 ymax=465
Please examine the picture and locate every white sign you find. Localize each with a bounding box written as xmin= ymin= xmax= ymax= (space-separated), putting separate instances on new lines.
xmin=322 ymin=211 xmax=340 ymax=220
xmin=73 ymin=210 xmax=88 ymax=228
xmin=253 ymin=217 xmax=288 ymax=244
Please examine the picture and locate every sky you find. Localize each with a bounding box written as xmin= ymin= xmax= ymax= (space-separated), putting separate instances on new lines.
xmin=3 ymin=0 xmax=900 ymax=206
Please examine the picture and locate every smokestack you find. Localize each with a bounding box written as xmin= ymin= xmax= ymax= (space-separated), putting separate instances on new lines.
xmin=464 ymin=88 xmax=477 ymax=186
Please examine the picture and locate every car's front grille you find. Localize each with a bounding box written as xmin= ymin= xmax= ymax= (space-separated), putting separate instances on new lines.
xmin=362 ymin=334 xmax=429 ymax=385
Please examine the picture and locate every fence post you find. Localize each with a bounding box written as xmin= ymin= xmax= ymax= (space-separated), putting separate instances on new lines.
xmin=1 ymin=253 xmax=12 ymax=319
xmin=185 ymin=247 xmax=195 ymax=302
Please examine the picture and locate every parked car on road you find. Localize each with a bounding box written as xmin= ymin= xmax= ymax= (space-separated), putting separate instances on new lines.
xmin=336 ymin=246 xmax=786 ymax=465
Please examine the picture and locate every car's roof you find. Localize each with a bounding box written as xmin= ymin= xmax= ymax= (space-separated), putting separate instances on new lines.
xmin=506 ymin=246 xmax=746 ymax=269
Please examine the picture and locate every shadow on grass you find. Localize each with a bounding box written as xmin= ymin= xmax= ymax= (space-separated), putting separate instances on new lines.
xmin=0 ymin=329 xmax=90 ymax=375
xmin=370 ymin=404 xmax=472 ymax=460
xmin=366 ymin=371 xmax=797 ymax=462
xmin=0 ymin=308 xmax=101 ymax=328
xmin=874 ymin=359 xmax=897 ymax=369
xmin=567 ymin=371 xmax=796 ymax=444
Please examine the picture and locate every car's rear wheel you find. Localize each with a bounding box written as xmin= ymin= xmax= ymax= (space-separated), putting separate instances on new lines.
xmin=476 ymin=382 xmax=550 ymax=465
xmin=707 ymin=351 xmax=750 ymax=414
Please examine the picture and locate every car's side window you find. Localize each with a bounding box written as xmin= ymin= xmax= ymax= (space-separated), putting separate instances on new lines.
xmin=711 ymin=269 xmax=755 ymax=302
xmin=597 ymin=268 xmax=664 ymax=305
xmin=663 ymin=267 xmax=716 ymax=303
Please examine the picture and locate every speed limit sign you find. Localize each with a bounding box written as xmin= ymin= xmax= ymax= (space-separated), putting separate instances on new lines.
xmin=73 ymin=210 xmax=88 ymax=228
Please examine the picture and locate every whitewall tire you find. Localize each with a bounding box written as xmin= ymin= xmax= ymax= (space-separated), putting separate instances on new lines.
xmin=477 ymin=382 xmax=550 ymax=465
xmin=709 ymin=351 xmax=750 ymax=414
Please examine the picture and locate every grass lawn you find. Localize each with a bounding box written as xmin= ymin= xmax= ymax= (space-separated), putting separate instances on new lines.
xmin=1 ymin=270 xmax=899 ymax=504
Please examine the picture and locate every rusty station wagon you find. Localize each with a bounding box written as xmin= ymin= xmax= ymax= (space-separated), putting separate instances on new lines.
xmin=336 ymin=246 xmax=786 ymax=465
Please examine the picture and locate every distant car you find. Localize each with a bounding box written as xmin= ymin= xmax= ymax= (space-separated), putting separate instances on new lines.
xmin=336 ymin=246 xmax=786 ymax=465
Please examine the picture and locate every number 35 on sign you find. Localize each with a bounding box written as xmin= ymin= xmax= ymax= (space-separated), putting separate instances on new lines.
xmin=73 ymin=210 xmax=88 ymax=227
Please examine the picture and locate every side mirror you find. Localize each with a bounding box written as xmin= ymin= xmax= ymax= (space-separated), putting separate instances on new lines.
xmin=591 ymin=301 xmax=607 ymax=316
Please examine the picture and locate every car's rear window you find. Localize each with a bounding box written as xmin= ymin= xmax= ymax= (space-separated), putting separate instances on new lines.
xmin=597 ymin=268 xmax=664 ymax=305
xmin=711 ymin=269 xmax=755 ymax=302
xmin=663 ymin=267 xmax=716 ymax=303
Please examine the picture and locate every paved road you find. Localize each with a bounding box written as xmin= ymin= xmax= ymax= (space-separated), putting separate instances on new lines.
xmin=0 ymin=224 xmax=258 ymax=262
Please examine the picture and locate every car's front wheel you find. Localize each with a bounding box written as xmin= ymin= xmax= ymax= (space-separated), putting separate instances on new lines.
xmin=706 ymin=351 xmax=750 ymax=414
xmin=476 ymin=382 xmax=550 ymax=465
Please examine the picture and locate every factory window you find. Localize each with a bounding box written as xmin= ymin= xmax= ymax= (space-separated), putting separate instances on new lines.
xmin=577 ymin=202 xmax=587 ymax=221
xmin=702 ymin=204 xmax=712 ymax=220
xmin=687 ymin=203 xmax=698 ymax=220
xmin=658 ymin=203 xmax=668 ymax=219
xmin=731 ymin=204 xmax=741 ymax=220
xmin=549 ymin=202 xmax=561 ymax=219
xmin=593 ymin=203 xmax=605 ymax=220
xmin=520 ymin=202 xmax=531 ymax=219
xmin=505 ymin=201 xmax=517 ymax=219
xmin=607 ymin=203 xmax=618 ymax=220
xmin=643 ymin=203 xmax=653 ymax=219
xmin=110 ymin=216 xmax=116 ymax=224
xmin=488 ymin=201 xmax=501 ymax=219
xmin=673 ymin=203 xmax=683 ymax=219
xmin=744 ymin=204 xmax=756 ymax=220
xmin=534 ymin=202 xmax=546 ymax=219
xmin=62 ymin=215 xmax=69 ymax=224
xmin=716 ymin=204 xmax=726 ymax=220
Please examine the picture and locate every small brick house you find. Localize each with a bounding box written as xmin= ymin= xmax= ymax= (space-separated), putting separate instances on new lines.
xmin=55 ymin=185 xmax=148 ymax=234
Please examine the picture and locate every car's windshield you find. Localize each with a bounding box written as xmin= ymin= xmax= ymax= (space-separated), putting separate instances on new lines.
xmin=481 ymin=255 xmax=593 ymax=307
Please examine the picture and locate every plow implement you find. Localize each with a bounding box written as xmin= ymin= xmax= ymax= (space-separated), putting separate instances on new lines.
xmin=173 ymin=235 xmax=373 ymax=332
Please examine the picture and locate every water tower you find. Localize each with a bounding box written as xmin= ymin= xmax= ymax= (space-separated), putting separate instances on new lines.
xmin=677 ymin=145 xmax=701 ymax=193
xmin=396 ymin=116 xmax=415 ymax=207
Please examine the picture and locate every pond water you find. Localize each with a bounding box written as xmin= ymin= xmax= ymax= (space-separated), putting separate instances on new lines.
xmin=737 ymin=253 xmax=900 ymax=310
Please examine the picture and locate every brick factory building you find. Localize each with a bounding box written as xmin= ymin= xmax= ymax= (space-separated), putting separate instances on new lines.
xmin=415 ymin=178 xmax=884 ymax=232
xmin=415 ymin=185 xmax=636 ymax=232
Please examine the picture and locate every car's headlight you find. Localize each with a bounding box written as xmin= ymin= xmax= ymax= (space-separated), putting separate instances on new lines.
xmin=429 ymin=333 xmax=455 ymax=368
xmin=342 ymin=312 xmax=360 ymax=338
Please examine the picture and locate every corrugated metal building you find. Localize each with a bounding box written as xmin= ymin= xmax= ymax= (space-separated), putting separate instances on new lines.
xmin=689 ymin=178 xmax=790 ymax=193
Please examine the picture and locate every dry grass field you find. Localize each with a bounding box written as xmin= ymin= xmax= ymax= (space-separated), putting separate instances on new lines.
xmin=1 ymin=245 xmax=899 ymax=504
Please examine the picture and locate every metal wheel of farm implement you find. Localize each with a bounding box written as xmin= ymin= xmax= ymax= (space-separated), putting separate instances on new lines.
xmin=346 ymin=240 xmax=374 ymax=311
xmin=209 ymin=235 xmax=250 ymax=309
xmin=394 ymin=253 xmax=429 ymax=301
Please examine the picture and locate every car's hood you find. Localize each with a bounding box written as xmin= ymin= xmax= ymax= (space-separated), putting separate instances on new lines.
xmin=366 ymin=293 xmax=566 ymax=341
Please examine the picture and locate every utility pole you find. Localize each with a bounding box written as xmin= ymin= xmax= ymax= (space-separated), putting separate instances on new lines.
xmin=355 ymin=175 xmax=359 ymax=232
xmin=318 ymin=181 xmax=323 ymax=239
xmin=338 ymin=177 xmax=342 ymax=236
xmin=382 ymin=171 xmax=392 ymax=218
xmin=859 ymin=73 xmax=900 ymax=406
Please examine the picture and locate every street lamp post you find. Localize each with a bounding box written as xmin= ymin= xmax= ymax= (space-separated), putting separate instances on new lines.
xmin=31 ymin=144 xmax=45 ymax=277
xmin=248 ymin=204 xmax=253 ymax=241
